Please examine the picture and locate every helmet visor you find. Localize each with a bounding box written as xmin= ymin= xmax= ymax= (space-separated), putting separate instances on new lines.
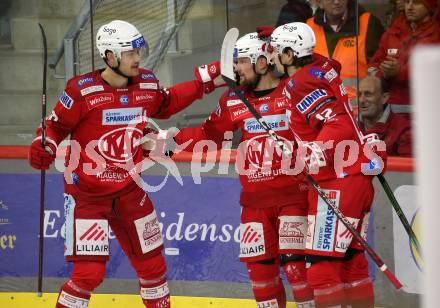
xmin=121 ymin=45 xmax=148 ymax=61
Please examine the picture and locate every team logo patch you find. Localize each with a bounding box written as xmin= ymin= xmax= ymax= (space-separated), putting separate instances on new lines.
xmin=77 ymin=77 xmax=95 ymax=87
xmin=239 ymin=222 xmax=265 ymax=258
xmin=279 ymin=216 xmax=307 ymax=250
xmin=141 ymin=73 xmax=156 ymax=80
xmin=102 ymin=107 xmax=143 ymax=125
xmin=134 ymin=211 xmax=163 ymax=254
xmin=131 ymin=36 xmax=146 ymax=48
xmin=287 ymin=79 xmax=295 ymax=90
xmin=85 ymin=93 xmax=114 ymax=110
xmin=324 ymin=68 xmax=338 ymax=83
xmin=120 ymin=95 xmax=129 ymax=105
xmin=274 ymin=97 xmax=286 ymax=111
xmin=226 ymin=99 xmax=243 ymax=107
xmin=259 ymin=104 xmax=269 ymax=113
xmin=246 ymin=135 xmax=293 ymax=169
xmin=296 ymin=89 xmax=327 ymax=113
xmin=98 ymin=127 xmax=143 ymax=162
xmin=228 ymin=90 xmax=237 ymax=97
xmin=80 ymin=85 xmax=104 ymax=96
xmin=75 ymin=219 xmax=109 ymax=256
xmin=335 ymin=217 xmax=359 ymax=253
xmin=139 ymin=82 xmax=158 ymax=90
xmin=309 ymin=68 xmax=326 ymax=80
xmin=63 ymin=194 xmax=76 ymax=257
xmin=133 ymin=91 xmax=155 ymax=104
xmin=229 ymin=105 xmax=250 ymax=120
xmin=244 ymin=114 xmax=288 ymax=133
xmin=59 ymin=91 xmax=74 ymax=109
xmin=312 ymin=189 xmax=340 ymax=252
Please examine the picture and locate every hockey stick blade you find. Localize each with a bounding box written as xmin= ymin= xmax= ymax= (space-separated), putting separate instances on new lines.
xmin=220 ymin=28 xmax=239 ymax=81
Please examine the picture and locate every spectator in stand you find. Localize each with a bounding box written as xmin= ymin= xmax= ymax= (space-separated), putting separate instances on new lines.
xmin=358 ymin=75 xmax=413 ymax=156
xmin=306 ymin=0 xmax=384 ymax=102
xmin=368 ymin=0 xmax=440 ymax=115
xmin=275 ymin=0 xmax=314 ymax=26
xmin=386 ymin=0 xmax=406 ymax=28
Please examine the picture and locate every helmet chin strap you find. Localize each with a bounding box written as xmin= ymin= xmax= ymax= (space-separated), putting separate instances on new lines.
xmin=250 ymin=63 xmax=263 ymax=89
xmin=278 ymin=54 xmax=296 ymax=77
xmin=103 ymin=56 xmax=131 ymax=79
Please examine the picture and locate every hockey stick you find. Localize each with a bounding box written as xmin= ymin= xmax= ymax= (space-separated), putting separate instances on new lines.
xmin=220 ymin=28 xmax=403 ymax=290
xmin=37 ymin=23 xmax=48 ymax=297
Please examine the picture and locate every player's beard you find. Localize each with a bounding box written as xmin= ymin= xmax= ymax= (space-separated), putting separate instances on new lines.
xmin=239 ymin=74 xmax=258 ymax=88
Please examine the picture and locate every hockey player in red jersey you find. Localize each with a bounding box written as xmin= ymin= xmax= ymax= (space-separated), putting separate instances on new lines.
xmin=28 ymin=20 xmax=221 ymax=308
xmin=270 ymin=22 xmax=386 ymax=308
xmin=173 ymin=32 xmax=314 ymax=308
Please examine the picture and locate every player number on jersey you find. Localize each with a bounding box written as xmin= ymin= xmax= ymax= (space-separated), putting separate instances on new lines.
xmin=315 ymin=108 xmax=335 ymax=122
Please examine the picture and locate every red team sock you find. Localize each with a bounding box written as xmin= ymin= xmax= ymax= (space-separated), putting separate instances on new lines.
xmin=247 ymin=261 xmax=287 ymax=308
xmin=342 ymin=252 xmax=374 ymax=308
xmin=283 ymin=260 xmax=315 ymax=307
xmin=133 ymin=253 xmax=170 ymax=308
xmin=139 ymin=278 xmax=170 ymax=308
xmin=56 ymin=280 xmax=92 ymax=308
xmin=344 ymin=278 xmax=374 ymax=308
xmin=56 ymin=261 xmax=106 ymax=307
xmin=307 ymin=260 xmax=345 ymax=308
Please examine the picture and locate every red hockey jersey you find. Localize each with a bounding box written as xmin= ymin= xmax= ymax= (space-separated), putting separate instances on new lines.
xmin=37 ymin=69 xmax=205 ymax=199
xmin=285 ymin=54 xmax=384 ymax=180
xmin=175 ymin=78 xmax=307 ymax=208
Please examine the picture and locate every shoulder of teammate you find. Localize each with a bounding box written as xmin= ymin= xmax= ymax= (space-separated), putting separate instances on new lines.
xmin=132 ymin=68 xmax=159 ymax=84
xmin=56 ymin=71 xmax=100 ymax=111
xmin=286 ymin=60 xmax=341 ymax=111
xmin=71 ymin=70 xmax=102 ymax=89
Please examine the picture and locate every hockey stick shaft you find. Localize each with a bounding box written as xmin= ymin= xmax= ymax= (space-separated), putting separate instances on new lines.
xmin=37 ymin=23 xmax=48 ymax=297
xmin=222 ymin=74 xmax=402 ymax=290
xmin=377 ymin=173 xmax=421 ymax=253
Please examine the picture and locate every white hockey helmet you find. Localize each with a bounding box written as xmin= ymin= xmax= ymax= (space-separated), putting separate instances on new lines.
xmin=234 ymin=32 xmax=273 ymax=65
xmin=270 ymin=22 xmax=316 ymax=58
xmin=96 ymin=20 xmax=148 ymax=59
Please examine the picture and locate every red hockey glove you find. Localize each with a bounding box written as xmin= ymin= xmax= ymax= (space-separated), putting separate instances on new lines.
xmin=361 ymin=133 xmax=387 ymax=175
xmin=194 ymin=61 xmax=222 ymax=94
xmin=28 ymin=137 xmax=57 ymax=170
xmin=256 ymin=25 xmax=275 ymax=39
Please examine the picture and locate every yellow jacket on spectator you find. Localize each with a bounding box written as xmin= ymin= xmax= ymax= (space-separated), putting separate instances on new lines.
xmin=306 ymin=3 xmax=384 ymax=101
